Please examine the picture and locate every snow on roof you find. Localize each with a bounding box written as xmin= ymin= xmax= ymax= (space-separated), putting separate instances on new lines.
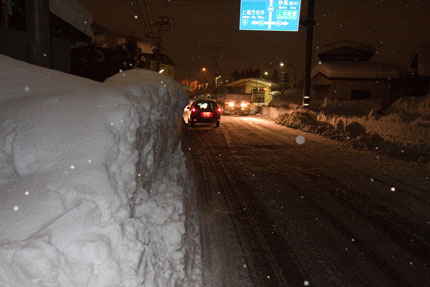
xmin=318 ymin=41 xmax=376 ymax=56
xmin=50 ymin=0 xmax=94 ymax=38
xmin=93 ymin=24 xmax=154 ymax=53
xmin=225 ymin=77 xmax=278 ymax=87
xmin=312 ymin=61 xmax=402 ymax=80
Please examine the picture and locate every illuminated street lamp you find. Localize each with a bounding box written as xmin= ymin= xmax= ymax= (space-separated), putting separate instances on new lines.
xmin=202 ymin=67 xmax=207 ymax=72
xmin=264 ymin=71 xmax=269 ymax=77
xmin=215 ymin=75 xmax=221 ymax=88
xmin=280 ymin=62 xmax=286 ymax=91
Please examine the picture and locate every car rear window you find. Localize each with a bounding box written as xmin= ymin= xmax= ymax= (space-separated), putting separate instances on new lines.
xmin=195 ymin=102 xmax=216 ymax=110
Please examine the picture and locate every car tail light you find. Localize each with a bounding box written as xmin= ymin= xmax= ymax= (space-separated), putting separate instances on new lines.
xmin=191 ymin=107 xmax=196 ymax=113
xmin=217 ymin=108 xmax=222 ymax=113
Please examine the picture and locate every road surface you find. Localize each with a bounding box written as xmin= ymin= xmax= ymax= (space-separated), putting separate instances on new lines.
xmin=181 ymin=115 xmax=430 ymax=287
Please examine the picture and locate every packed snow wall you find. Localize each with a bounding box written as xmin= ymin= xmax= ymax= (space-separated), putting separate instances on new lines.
xmin=0 ymin=55 xmax=201 ymax=286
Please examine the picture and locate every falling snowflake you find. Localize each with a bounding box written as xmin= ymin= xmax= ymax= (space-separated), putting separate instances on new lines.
xmin=24 ymin=86 xmax=30 ymax=92
xmin=13 ymin=206 xmax=19 ymax=212
xmin=304 ymin=280 xmax=310 ymax=286
xmin=24 ymin=191 xmax=30 ymax=196
xmin=296 ymin=135 xmax=305 ymax=145
xmin=88 ymin=160 xmax=92 ymax=163
xmin=134 ymin=15 xmax=138 ymax=19
xmin=370 ymin=178 xmax=374 ymax=182
xmin=70 ymin=165 xmax=75 ymax=169
xmin=391 ymin=187 xmax=396 ymax=192
xmin=243 ymin=264 xmax=247 ymax=268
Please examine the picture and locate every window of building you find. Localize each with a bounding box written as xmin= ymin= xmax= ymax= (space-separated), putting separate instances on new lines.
xmin=252 ymin=88 xmax=265 ymax=103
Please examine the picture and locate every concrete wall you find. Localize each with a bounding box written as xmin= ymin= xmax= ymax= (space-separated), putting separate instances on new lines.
xmin=0 ymin=27 xmax=71 ymax=73
xmin=0 ymin=28 xmax=29 ymax=62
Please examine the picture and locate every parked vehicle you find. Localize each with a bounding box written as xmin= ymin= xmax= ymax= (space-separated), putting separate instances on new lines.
xmin=183 ymin=99 xmax=221 ymax=127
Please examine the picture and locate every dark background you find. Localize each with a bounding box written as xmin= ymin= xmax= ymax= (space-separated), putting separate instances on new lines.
xmin=83 ymin=0 xmax=430 ymax=82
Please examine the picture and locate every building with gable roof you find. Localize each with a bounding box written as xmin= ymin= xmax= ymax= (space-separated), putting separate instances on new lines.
xmin=311 ymin=41 xmax=402 ymax=102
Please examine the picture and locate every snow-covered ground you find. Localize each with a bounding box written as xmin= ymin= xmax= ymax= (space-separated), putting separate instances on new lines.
xmin=0 ymin=55 xmax=201 ymax=286
xmin=263 ymin=96 xmax=430 ymax=163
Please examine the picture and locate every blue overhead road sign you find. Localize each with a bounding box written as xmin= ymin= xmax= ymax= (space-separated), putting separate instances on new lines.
xmin=239 ymin=0 xmax=302 ymax=32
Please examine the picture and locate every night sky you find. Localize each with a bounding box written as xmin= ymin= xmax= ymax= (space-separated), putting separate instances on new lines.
xmin=84 ymin=0 xmax=430 ymax=82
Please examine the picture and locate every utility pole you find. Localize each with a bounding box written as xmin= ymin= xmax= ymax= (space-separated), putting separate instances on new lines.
xmin=146 ymin=16 xmax=174 ymax=72
xmin=303 ymin=0 xmax=315 ymax=108
xmin=25 ymin=0 xmax=51 ymax=68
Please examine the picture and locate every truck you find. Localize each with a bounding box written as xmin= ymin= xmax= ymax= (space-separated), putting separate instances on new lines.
xmin=215 ymin=93 xmax=252 ymax=115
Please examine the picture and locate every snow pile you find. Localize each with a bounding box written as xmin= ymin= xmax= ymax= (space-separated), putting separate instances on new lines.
xmin=271 ymin=97 xmax=430 ymax=162
xmin=385 ymin=95 xmax=430 ymax=115
xmin=0 ymin=55 xmax=201 ymax=286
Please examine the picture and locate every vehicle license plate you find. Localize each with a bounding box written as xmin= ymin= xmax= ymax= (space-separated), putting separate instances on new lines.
xmin=201 ymin=112 xmax=213 ymax=118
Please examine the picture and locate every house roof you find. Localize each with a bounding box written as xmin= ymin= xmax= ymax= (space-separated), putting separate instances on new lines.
xmin=224 ymin=78 xmax=278 ymax=87
xmin=318 ymin=41 xmax=376 ymax=61
xmin=312 ymin=61 xmax=402 ymax=80
xmin=92 ymin=24 xmax=153 ymax=53
xmin=50 ymin=0 xmax=93 ymax=38
xmin=318 ymin=41 xmax=376 ymax=56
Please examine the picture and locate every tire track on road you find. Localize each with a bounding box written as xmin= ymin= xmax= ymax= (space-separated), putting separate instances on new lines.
xmin=196 ymin=131 xmax=310 ymax=287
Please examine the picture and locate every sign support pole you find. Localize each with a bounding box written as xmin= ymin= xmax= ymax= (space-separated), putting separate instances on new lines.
xmin=303 ymin=0 xmax=315 ymax=108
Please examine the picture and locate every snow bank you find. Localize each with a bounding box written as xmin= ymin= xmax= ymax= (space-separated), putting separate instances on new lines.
xmin=0 ymin=55 xmax=201 ymax=286
xmin=264 ymin=96 xmax=430 ymax=163
xmin=385 ymin=95 xmax=430 ymax=115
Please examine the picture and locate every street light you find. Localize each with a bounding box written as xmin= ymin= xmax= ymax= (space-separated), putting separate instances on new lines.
xmin=215 ymin=75 xmax=221 ymax=88
xmin=280 ymin=62 xmax=286 ymax=91
xmin=202 ymin=67 xmax=207 ymax=72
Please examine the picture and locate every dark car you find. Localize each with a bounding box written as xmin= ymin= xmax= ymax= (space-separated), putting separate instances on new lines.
xmin=183 ymin=99 xmax=221 ymax=127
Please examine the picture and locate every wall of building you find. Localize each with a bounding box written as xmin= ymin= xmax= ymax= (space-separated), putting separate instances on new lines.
xmin=312 ymin=78 xmax=392 ymax=101
xmin=0 ymin=27 xmax=29 ymax=62
xmin=1 ymin=27 xmax=72 ymax=73
xmin=330 ymin=79 xmax=392 ymax=99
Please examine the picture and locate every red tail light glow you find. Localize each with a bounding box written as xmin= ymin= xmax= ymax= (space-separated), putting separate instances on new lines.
xmin=191 ymin=107 xmax=196 ymax=113
xmin=217 ymin=108 xmax=222 ymax=113
xmin=201 ymin=112 xmax=213 ymax=118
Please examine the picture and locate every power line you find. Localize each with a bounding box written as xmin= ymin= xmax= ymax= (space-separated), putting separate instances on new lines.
xmin=141 ymin=0 xmax=154 ymax=33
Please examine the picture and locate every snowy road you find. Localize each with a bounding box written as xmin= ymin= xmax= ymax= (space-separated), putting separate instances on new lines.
xmin=182 ymin=115 xmax=430 ymax=287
